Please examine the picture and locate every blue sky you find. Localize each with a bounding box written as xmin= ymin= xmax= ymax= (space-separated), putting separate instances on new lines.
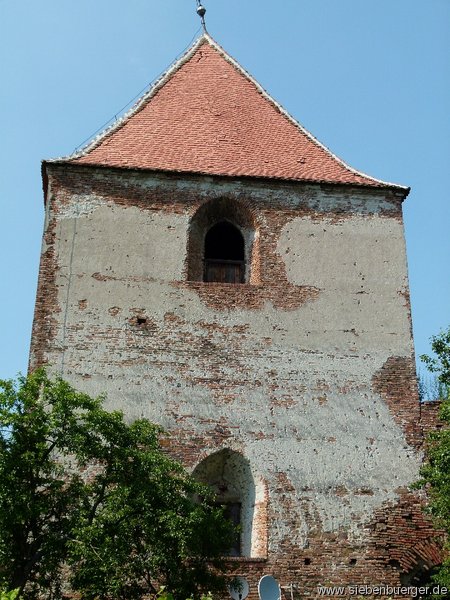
xmin=0 ymin=0 xmax=448 ymax=381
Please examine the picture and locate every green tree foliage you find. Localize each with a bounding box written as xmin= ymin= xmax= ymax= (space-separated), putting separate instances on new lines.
xmin=418 ymin=326 xmax=450 ymax=592
xmin=420 ymin=327 xmax=450 ymax=392
xmin=0 ymin=590 xmax=21 ymax=600
xmin=0 ymin=370 xmax=234 ymax=600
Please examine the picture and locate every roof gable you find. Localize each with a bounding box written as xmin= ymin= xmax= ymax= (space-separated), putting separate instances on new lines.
xmin=57 ymin=35 xmax=407 ymax=191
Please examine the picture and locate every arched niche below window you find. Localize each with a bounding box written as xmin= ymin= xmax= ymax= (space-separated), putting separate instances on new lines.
xmin=192 ymin=448 xmax=268 ymax=558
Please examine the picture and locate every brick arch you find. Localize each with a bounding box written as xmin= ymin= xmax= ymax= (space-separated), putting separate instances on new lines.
xmin=192 ymin=448 xmax=268 ymax=558
xmin=186 ymin=198 xmax=260 ymax=283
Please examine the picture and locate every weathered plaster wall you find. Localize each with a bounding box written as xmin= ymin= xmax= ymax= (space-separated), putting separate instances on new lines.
xmin=30 ymin=165 xmax=441 ymax=598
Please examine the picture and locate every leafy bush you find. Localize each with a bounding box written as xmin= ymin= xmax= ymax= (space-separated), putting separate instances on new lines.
xmin=0 ymin=370 xmax=234 ymax=599
xmin=417 ymin=326 xmax=450 ymax=595
xmin=0 ymin=589 xmax=21 ymax=600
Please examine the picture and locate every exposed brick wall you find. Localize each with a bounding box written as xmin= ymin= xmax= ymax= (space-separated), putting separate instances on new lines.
xmin=29 ymin=211 xmax=60 ymax=371
xmin=220 ymin=490 xmax=443 ymax=600
xmin=367 ymin=492 xmax=443 ymax=583
xmin=420 ymin=400 xmax=445 ymax=437
xmin=371 ymin=356 xmax=422 ymax=447
xmin=175 ymin=282 xmax=320 ymax=311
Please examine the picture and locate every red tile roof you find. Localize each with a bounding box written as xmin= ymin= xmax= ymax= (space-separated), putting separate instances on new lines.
xmin=58 ymin=35 xmax=407 ymax=191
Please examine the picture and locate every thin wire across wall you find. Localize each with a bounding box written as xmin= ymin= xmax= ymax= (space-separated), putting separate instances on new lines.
xmin=73 ymin=26 xmax=203 ymax=153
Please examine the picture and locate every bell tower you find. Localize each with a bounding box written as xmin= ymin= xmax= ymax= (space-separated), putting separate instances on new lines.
xmin=31 ymin=32 xmax=442 ymax=597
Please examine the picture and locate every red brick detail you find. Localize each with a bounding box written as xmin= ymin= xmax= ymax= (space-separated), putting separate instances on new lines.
xmin=176 ymin=281 xmax=320 ymax=311
xmin=221 ymin=490 xmax=443 ymax=599
xmin=420 ymin=400 xmax=445 ymax=437
xmin=70 ymin=39 xmax=400 ymax=189
xmin=214 ymin=491 xmax=442 ymax=600
xmin=372 ymin=356 xmax=422 ymax=447
xmin=29 ymin=216 xmax=60 ymax=371
xmin=367 ymin=492 xmax=444 ymax=583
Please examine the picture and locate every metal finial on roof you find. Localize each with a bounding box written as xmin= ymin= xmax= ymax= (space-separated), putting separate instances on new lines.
xmin=195 ymin=0 xmax=207 ymax=32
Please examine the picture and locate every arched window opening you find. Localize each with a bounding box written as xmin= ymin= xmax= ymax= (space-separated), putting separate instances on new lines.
xmin=186 ymin=198 xmax=257 ymax=284
xmin=400 ymin=559 xmax=441 ymax=588
xmin=192 ymin=449 xmax=267 ymax=558
xmin=204 ymin=221 xmax=245 ymax=284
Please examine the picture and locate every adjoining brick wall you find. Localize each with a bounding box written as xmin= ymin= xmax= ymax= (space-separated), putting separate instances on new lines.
xmin=420 ymin=400 xmax=445 ymax=437
xmin=30 ymin=164 xmax=441 ymax=598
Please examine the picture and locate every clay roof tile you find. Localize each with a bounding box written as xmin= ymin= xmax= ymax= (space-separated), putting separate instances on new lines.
xmin=50 ymin=34 xmax=408 ymax=192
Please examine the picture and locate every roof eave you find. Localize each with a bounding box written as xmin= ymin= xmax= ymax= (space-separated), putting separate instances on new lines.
xmin=42 ymin=159 xmax=410 ymax=199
